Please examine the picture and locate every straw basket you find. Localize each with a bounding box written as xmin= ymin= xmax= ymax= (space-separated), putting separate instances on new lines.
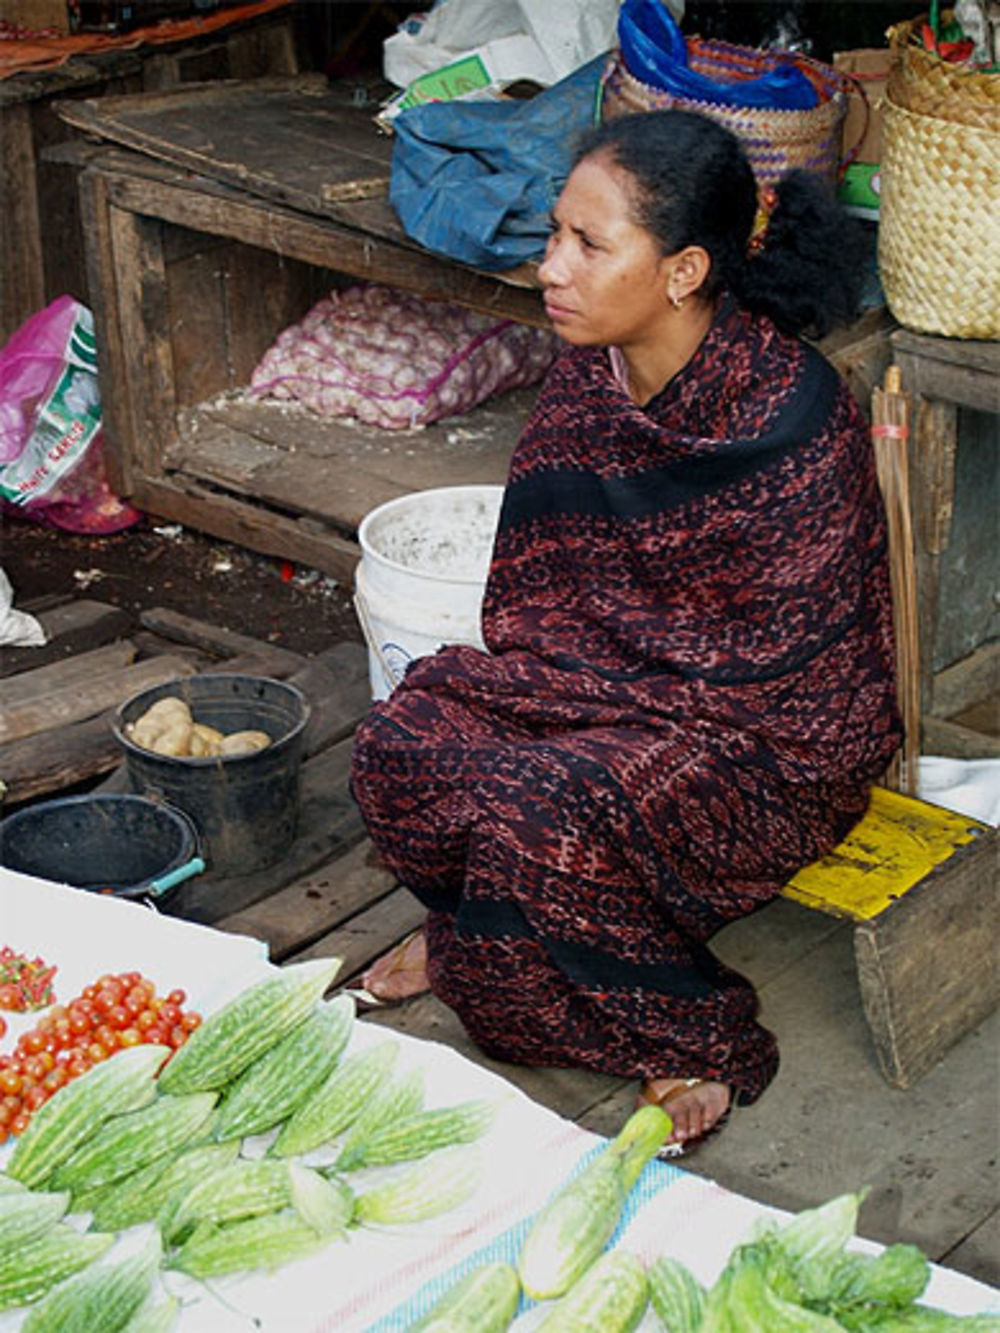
xmin=600 ymin=41 xmax=849 ymax=190
xmin=878 ymin=16 xmax=1000 ymax=339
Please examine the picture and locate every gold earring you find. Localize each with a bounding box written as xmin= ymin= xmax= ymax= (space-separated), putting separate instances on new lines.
xmin=670 ymin=292 xmax=685 ymax=311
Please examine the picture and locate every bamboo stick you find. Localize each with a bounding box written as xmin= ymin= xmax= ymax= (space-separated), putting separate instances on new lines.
xmin=872 ymin=364 xmax=920 ymax=795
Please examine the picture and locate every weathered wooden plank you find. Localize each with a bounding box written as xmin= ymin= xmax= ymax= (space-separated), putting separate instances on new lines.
xmin=109 ymin=202 xmax=178 ymax=482
xmin=0 ymin=655 xmax=196 ymax=745
xmin=169 ymin=407 xmax=515 ymax=532
xmin=78 ymin=169 xmax=134 ymax=497
xmin=123 ymin=473 xmax=363 ymax=584
xmin=893 ymin=329 xmax=1000 ymax=416
xmin=921 ymin=715 xmax=1000 ymax=760
xmin=137 ymin=607 xmax=306 ymax=675
xmin=853 ymin=826 xmax=1000 ymax=1088
xmin=2 ymin=641 xmax=136 ymax=708
xmin=163 ymin=735 xmax=365 ymax=923
xmin=932 ymin=642 xmax=999 ymax=719
xmin=97 ymin=165 xmax=547 ymax=327
xmin=287 ymin=884 xmax=429 ymax=982
xmin=0 ymin=711 xmax=126 ymax=806
xmin=0 ymin=600 xmax=132 ymax=679
xmin=216 ymin=838 xmax=396 ymax=961
xmin=291 ymin=644 xmax=372 ymax=756
xmin=59 ymin=79 xmax=394 ymax=215
xmin=0 ymin=102 xmax=45 ymax=345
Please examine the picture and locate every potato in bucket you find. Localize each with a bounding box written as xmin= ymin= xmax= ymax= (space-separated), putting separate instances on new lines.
xmin=114 ymin=674 xmax=310 ymax=885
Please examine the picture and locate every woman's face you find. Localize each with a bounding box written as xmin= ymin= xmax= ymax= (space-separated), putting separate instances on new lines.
xmin=538 ymin=153 xmax=674 ymax=349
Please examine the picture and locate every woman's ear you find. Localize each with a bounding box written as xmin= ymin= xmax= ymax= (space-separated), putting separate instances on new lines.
xmin=666 ymin=245 xmax=712 ymax=306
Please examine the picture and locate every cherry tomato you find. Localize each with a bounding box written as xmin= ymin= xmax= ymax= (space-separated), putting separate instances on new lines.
xmin=43 ymin=1067 xmax=68 ymax=1094
xmin=23 ymin=1084 xmax=47 ymax=1111
xmin=0 ymin=1069 xmax=22 ymax=1097
xmin=106 ymin=1005 xmax=131 ymax=1031
xmin=0 ymin=967 xmax=202 ymax=1137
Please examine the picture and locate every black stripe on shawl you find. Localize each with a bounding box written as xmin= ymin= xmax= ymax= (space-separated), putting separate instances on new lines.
xmin=500 ymin=347 xmax=838 ymax=530
xmin=454 ymin=896 xmax=722 ymax=999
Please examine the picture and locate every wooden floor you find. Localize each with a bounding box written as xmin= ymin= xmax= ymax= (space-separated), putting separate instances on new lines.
xmin=0 ymin=597 xmax=632 ymax=1120
xmin=2 ymin=598 xmax=997 ymax=1291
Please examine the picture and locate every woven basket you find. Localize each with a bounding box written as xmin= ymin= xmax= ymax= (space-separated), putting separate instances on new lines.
xmin=600 ymin=40 xmax=849 ymax=190
xmin=878 ymin=16 xmax=1000 ymax=339
xmin=886 ymin=15 xmax=1000 ymax=128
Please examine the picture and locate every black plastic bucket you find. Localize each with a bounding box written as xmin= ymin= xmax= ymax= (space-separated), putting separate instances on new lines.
xmin=113 ymin=674 xmax=310 ymax=879
xmin=0 ymin=793 xmax=200 ymax=904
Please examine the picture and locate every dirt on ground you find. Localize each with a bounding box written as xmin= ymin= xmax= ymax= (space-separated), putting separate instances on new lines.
xmin=2 ymin=515 xmax=363 ymax=657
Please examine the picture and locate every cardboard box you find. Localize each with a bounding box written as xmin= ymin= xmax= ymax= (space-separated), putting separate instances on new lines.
xmin=0 ymin=0 xmax=71 ymax=33
xmin=833 ymin=47 xmax=892 ymax=165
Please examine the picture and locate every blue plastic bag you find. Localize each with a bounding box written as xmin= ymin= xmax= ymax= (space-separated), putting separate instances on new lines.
xmin=389 ymin=54 xmax=606 ymax=271
xmin=619 ymin=0 xmax=818 ymax=110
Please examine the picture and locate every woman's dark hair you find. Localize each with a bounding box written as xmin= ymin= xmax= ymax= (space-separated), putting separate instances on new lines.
xmin=574 ymin=109 xmax=867 ymax=339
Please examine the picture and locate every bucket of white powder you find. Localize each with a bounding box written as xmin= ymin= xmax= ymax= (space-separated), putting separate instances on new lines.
xmin=355 ymin=485 xmax=504 ymax=700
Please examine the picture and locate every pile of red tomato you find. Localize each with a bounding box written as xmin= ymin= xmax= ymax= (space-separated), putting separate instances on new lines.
xmin=0 ymin=970 xmax=202 ymax=1143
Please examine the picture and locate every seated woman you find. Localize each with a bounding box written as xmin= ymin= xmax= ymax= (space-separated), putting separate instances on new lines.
xmin=350 ymin=109 xmax=901 ymax=1151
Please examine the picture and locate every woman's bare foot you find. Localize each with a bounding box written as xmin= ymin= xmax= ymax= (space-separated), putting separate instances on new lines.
xmin=638 ymin=1077 xmax=731 ymax=1147
xmin=360 ymin=927 xmax=430 ymax=1002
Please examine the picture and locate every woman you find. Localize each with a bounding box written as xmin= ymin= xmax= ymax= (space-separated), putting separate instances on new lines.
xmin=351 ymin=110 xmax=901 ymax=1150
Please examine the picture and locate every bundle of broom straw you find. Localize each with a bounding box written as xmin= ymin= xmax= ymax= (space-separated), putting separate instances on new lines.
xmin=872 ymin=364 xmax=919 ymax=795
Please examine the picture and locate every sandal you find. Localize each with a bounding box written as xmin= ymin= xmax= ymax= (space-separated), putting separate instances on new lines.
xmin=638 ymin=1077 xmax=732 ymax=1158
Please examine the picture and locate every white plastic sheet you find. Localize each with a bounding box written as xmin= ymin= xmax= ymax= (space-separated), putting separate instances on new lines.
xmin=383 ymin=0 xmax=621 ymax=89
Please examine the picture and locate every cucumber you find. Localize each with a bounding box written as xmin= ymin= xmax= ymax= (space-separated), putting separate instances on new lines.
xmin=517 ymin=1105 xmax=672 ymax=1300
xmin=533 ymin=1250 xmax=648 ymax=1333
xmin=409 ymin=1261 xmax=520 ymax=1332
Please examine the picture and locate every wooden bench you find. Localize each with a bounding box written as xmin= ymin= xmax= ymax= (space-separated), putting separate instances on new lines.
xmin=782 ymin=785 xmax=997 ymax=1088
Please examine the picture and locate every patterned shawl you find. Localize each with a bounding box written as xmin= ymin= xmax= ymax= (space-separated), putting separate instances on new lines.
xmin=406 ymin=294 xmax=902 ymax=786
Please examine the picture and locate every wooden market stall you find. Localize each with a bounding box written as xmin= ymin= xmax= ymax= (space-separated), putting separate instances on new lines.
xmin=55 ymin=76 xmax=894 ymax=585
xmin=2 ymin=14 xmax=1000 ymax=1318
xmin=0 ymin=0 xmax=300 ymax=346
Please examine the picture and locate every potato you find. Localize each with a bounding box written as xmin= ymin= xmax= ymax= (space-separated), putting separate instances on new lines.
xmin=128 ymin=696 xmax=193 ymax=751
xmin=188 ymin=723 xmax=225 ymax=757
xmin=146 ymin=718 xmax=193 ymax=756
xmin=143 ymin=697 xmax=191 ymax=722
xmin=219 ymin=729 xmax=272 ymax=756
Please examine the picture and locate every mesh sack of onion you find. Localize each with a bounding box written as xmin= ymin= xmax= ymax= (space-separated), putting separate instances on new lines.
xmin=249 ymin=283 xmax=560 ymax=430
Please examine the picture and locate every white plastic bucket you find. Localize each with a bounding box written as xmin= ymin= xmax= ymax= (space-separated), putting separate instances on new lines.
xmin=355 ymin=485 xmax=504 ymax=699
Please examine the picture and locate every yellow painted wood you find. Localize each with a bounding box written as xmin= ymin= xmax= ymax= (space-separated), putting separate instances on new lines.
xmin=782 ymin=787 xmax=989 ymax=922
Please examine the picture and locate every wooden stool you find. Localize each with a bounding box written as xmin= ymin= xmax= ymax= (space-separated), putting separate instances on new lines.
xmin=782 ymin=786 xmax=998 ymax=1088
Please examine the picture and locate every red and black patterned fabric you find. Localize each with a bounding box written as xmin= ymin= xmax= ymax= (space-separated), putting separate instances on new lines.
xmin=350 ymin=296 xmax=901 ymax=1104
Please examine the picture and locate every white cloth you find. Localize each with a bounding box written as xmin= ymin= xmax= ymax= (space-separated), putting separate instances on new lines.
xmin=919 ymin=755 xmax=1000 ymax=826
xmin=0 ymin=567 xmax=45 ymax=648
xmin=1 ymin=868 xmax=997 ymax=1330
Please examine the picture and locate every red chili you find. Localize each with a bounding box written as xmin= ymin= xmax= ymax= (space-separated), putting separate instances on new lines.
xmin=0 ymin=950 xmax=58 ymax=1012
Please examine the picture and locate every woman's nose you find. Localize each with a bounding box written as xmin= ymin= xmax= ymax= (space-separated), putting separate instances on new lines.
xmin=538 ymin=239 xmax=565 ymax=287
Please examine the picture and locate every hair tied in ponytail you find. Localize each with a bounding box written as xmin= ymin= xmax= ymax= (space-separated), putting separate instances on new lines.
xmin=747 ymin=186 xmax=778 ymax=256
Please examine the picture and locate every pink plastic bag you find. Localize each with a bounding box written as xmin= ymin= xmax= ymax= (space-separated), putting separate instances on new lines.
xmin=0 ymin=296 xmax=141 ymax=533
